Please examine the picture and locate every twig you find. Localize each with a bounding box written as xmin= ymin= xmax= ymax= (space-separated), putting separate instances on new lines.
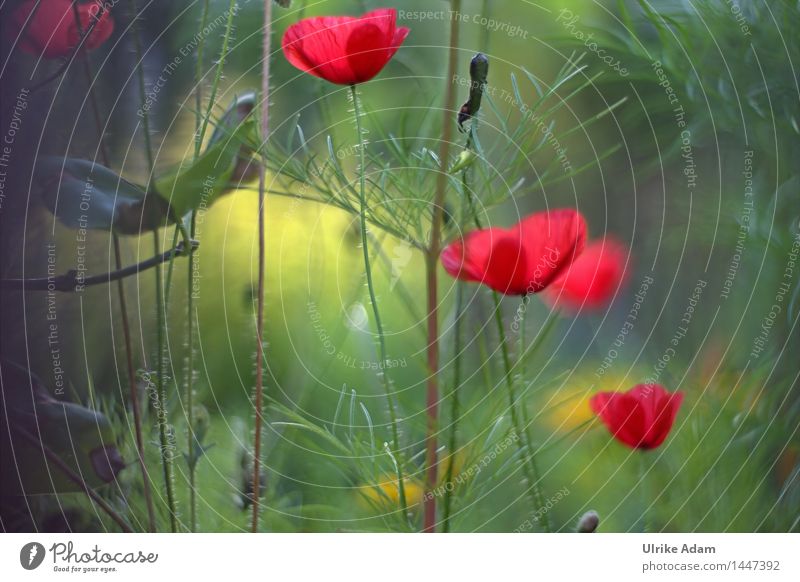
xmin=1 ymin=241 xmax=198 ymax=292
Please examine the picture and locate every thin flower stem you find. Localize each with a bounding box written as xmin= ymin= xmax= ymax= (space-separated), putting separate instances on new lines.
xmin=70 ymin=4 xmax=156 ymax=531
xmin=186 ymin=217 xmax=198 ymax=532
xmin=350 ymin=84 xmax=408 ymax=518
xmin=463 ymin=163 xmax=551 ymax=532
xmin=639 ymin=453 xmax=650 ymax=533
xmin=442 ymin=172 xmax=468 ymax=533
xmin=424 ymin=0 xmax=462 ymax=533
xmin=194 ymin=0 xmax=211 ymax=156
xmin=186 ymin=0 xmax=212 ymax=534
xmin=251 ymin=0 xmax=273 ymax=533
xmin=131 ymin=0 xmax=178 ymax=532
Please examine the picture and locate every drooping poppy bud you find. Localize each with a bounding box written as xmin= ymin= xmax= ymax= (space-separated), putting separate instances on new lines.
xmin=577 ymin=510 xmax=600 ymax=532
xmin=14 ymin=0 xmax=115 ymax=59
xmin=541 ymin=237 xmax=628 ymax=311
xmin=282 ymin=8 xmax=409 ymax=86
xmin=458 ymin=53 xmax=489 ymax=130
xmin=590 ymin=384 xmax=684 ymax=450
xmin=441 ymin=208 xmax=587 ymax=296
xmin=89 ymin=445 xmax=126 ymax=483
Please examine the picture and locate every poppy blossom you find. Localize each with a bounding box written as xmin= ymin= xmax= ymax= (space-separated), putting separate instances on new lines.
xmin=14 ymin=0 xmax=115 ymax=59
xmin=541 ymin=237 xmax=628 ymax=310
xmin=441 ymin=208 xmax=587 ymax=295
xmin=282 ymin=8 xmax=409 ymax=85
xmin=589 ymin=384 xmax=684 ymax=450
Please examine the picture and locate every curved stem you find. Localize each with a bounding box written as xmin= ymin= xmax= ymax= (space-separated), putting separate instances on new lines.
xmin=350 ymin=84 xmax=408 ymax=518
xmin=424 ymin=0 xmax=462 ymax=533
xmin=0 ymin=239 xmax=197 ymax=292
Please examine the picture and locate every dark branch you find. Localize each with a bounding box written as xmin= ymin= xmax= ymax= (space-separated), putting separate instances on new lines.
xmin=1 ymin=240 xmax=198 ymax=293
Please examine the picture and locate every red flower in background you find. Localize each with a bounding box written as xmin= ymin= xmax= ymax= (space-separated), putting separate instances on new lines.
xmin=441 ymin=208 xmax=587 ymax=295
xmin=541 ymin=237 xmax=628 ymax=311
xmin=590 ymin=384 xmax=684 ymax=450
xmin=282 ymin=8 xmax=409 ymax=85
xmin=14 ymin=0 xmax=114 ymax=59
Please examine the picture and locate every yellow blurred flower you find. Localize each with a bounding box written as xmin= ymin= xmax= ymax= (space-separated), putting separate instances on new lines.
xmin=359 ymin=475 xmax=424 ymax=509
xmin=541 ymin=368 xmax=643 ymax=432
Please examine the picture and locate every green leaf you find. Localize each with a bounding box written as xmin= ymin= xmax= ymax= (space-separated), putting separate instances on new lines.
xmin=155 ymin=93 xmax=257 ymax=216
xmin=35 ymin=157 xmax=170 ymax=234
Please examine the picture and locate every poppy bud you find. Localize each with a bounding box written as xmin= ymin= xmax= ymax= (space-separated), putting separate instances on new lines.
xmin=458 ymin=53 xmax=489 ymax=129
xmin=577 ymin=510 xmax=600 ymax=532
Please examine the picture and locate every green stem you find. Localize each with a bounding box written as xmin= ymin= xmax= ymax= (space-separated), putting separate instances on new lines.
xmin=350 ymin=85 xmax=408 ymax=518
xmin=131 ymin=0 xmax=178 ymax=531
xmin=194 ymin=0 xmax=211 ymax=156
xmin=442 ymin=195 xmax=467 ymax=533
xmin=639 ymin=453 xmax=650 ymax=533
xmin=185 ymin=0 xmax=211 ymax=534
xmin=251 ymin=0 xmax=273 ymax=533
xmin=463 ymin=162 xmax=551 ymax=532
xmin=424 ymin=0 xmax=462 ymax=533
xmin=186 ymin=214 xmax=198 ymax=532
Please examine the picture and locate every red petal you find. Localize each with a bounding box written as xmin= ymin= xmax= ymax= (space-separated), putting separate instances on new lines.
xmin=282 ymin=8 xmax=407 ymax=85
xmin=15 ymin=0 xmax=113 ymax=58
xmin=542 ymin=237 xmax=628 ymax=310
xmin=645 ymin=389 xmax=684 ymax=449
xmin=591 ymin=391 xmax=646 ymax=449
xmin=441 ymin=227 xmax=513 ymax=284
xmin=591 ymin=384 xmax=683 ymax=450
xmin=516 ymin=208 xmax=587 ymax=292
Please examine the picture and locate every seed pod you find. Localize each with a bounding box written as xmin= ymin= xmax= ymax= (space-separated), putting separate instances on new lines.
xmin=577 ymin=510 xmax=600 ymax=533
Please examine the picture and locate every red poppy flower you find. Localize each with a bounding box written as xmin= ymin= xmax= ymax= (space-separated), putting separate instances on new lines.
xmin=589 ymin=384 xmax=684 ymax=450
xmin=282 ymin=8 xmax=409 ymax=85
xmin=441 ymin=208 xmax=588 ymax=295
xmin=14 ymin=0 xmax=115 ymax=59
xmin=541 ymin=237 xmax=628 ymax=311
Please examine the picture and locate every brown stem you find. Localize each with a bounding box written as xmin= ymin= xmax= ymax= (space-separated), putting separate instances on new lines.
xmin=16 ymin=426 xmax=133 ymax=532
xmin=251 ymin=0 xmax=272 ymax=533
xmin=114 ymin=237 xmax=156 ymax=531
xmin=423 ymin=0 xmax=462 ymax=533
